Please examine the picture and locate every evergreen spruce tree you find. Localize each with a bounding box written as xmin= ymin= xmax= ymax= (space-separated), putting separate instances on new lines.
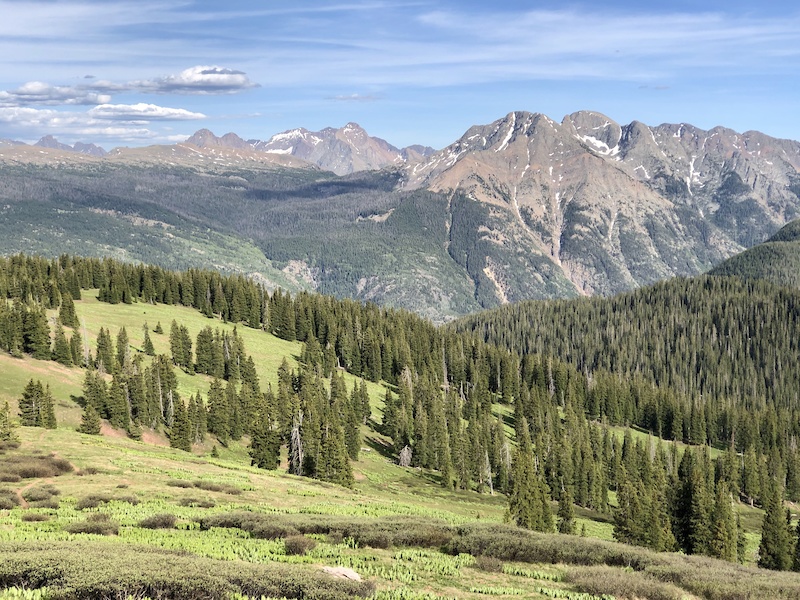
xmin=107 ymin=374 xmax=130 ymax=430
xmin=557 ymin=486 xmax=577 ymax=534
xmin=614 ymin=466 xmax=646 ymax=546
xmin=708 ymin=481 xmax=738 ymax=562
xmin=318 ymin=420 xmax=354 ymax=488
xmin=79 ymin=403 xmax=102 ymax=435
xmin=227 ymin=381 xmax=243 ymax=440
xmin=170 ymin=398 xmax=192 ymax=452
xmin=58 ymin=291 xmax=79 ymax=328
xmin=22 ymin=306 xmax=50 ymax=360
xmin=206 ymin=378 xmax=229 ymax=445
xmin=0 ymin=400 xmax=18 ymax=442
xmin=18 ymin=379 xmax=43 ymax=426
xmin=40 ymin=384 xmax=57 ymax=429
xmin=116 ymin=327 xmax=130 ymax=368
xmin=51 ymin=322 xmax=73 ymax=366
xmin=249 ymin=415 xmax=280 ymax=470
xmin=344 ymin=380 xmax=361 ymax=460
xmin=793 ymin=519 xmax=800 ymax=572
xmin=142 ymin=325 xmax=155 ymax=356
xmin=95 ymin=327 xmax=114 ymax=373
xmin=508 ymin=418 xmax=551 ymax=531
xmin=758 ymin=478 xmax=793 ymax=570
xmin=70 ymin=328 xmax=84 ymax=366
xmin=127 ymin=418 xmax=142 ymax=441
xmin=737 ymin=513 xmax=747 ymax=563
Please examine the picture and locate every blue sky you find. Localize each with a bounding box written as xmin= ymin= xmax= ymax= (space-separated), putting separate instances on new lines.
xmin=1 ymin=0 xmax=798 ymax=150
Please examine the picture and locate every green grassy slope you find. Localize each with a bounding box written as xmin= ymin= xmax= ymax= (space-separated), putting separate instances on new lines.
xmin=3 ymin=291 xmax=800 ymax=598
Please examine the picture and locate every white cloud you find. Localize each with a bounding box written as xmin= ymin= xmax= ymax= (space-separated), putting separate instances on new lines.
xmin=134 ymin=66 xmax=259 ymax=95
xmin=0 ymin=101 xmax=206 ymax=143
xmin=88 ymin=103 xmax=206 ymax=121
xmin=0 ymin=82 xmax=111 ymax=106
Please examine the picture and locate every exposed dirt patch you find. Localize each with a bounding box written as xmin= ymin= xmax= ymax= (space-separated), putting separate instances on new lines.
xmin=100 ymin=423 xmax=127 ymax=439
xmin=141 ymin=430 xmax=169 ymax=447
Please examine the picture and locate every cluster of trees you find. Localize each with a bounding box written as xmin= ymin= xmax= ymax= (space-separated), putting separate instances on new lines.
xmin=8 ymin=253 xmax=800 ymax=569
xmin=18 ymin=379 xmax=56 ymax=429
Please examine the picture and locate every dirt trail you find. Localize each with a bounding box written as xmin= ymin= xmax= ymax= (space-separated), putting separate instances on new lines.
xmin=10 ymin=450 xmax=76 ymax=509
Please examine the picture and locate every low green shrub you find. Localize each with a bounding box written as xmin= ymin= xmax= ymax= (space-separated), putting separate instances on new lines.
xmin=566 ymin=565 xmax=688 ymax=600
xmin=444 ymin=524 xmax=654 ymax=569
xmin=65 ymin=515 xmax=119 ymax=536
xmin=193 ymin=480 xmax=241 ymax=495
xmin=139 ymin=513 xmax=177 ymax=529
xmin=0 ymin=440 xmax=21 ymax=452
xmin=284 ymin=535 xmax=317 ymax=556
xmin=22 ymin=485 xmax=60 ymax=503
xmin=473 ymin=555 xmax=504 ymax=573
xmin=199 ymin=512 xmax=454 ymax=550
xmin=0 ymin=541 xmax=374 ymax=599
xmin=76 ymin=493 xmax=137 ymax=510
xmin=0 ymin=472 xmax=21 ymax=483
xmin=75 ymin=493 xmax=113 ymax=510
xmin=0 ymin=488 xmax=20 ymax=509
xmin=1 ymin=454 xmax=73 ymax=479
xmin=249 ymin=522 xmax=301 ymax=540
xmin=29 ymin=499 xmax=59 ymax=509
xmin=178 ymin=496 xmax=215 ymax=508
xmin=166 ymin=479 xmax=195 ymax=488
xmin=20 ymin=513 xmax=50 ymax=522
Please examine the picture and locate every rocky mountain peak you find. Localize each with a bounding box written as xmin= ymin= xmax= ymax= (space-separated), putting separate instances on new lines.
xmin=402 ymin=109 xmax=800 ymax=297
xmin=256 ymin=122 xmax=405 ymax=175
xmin=35 ymin=135 xmax=73 ymax=152
xmin=185 ymin=129 xmax=249 ymax=150
xmin=73 ymin=142 xmax=107 ymax=157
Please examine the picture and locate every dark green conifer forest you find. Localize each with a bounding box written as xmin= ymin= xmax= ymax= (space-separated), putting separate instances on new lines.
xmin=3 ymin=253 xmax=800 ymax=569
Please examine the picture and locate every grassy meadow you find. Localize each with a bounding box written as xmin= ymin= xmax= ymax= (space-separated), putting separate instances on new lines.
xmin=0 ymin=292 xmax=798 ymax=599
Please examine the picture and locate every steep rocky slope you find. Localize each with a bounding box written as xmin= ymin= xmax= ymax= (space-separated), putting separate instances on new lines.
xmin=403 ymin=110 xmax=800 ymax=296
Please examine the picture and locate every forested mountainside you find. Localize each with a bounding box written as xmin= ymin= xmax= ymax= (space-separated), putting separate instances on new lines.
xmin=0 ymin=157 xmax=575 ymax=320
xmin=709 ymin=218 xmax=800 ymax=289
xmin=5 ymin=253 xmax=800 ymax=582
xmin=452 ymin=274 xmax=800 ymax=430
xmin=1 ymin=109 xmax=799 ymax=320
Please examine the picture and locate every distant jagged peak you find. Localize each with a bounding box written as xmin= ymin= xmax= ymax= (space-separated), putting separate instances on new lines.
xmin=256 ymin=122 xmax=406 ymax=175
xmin=562 ymin=110 xmax=623 ymax=157
xmin=0 ymin=138 xmax=26 ymax=148
xmin=73 ymin=142 xmax=107 ymax=157
xmin=31 ymin=135 xmax=107 ymax=156
xmin=184 ymin=129 xmax=249 ymax=149
xmin=35 ymin=135 xmax=74 ymax=152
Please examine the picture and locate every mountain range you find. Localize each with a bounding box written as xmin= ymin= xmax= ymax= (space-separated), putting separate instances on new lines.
xmin=1 ymin=110 xmax=798 ymax=319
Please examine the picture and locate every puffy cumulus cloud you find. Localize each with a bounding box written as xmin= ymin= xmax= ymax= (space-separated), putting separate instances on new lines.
xmin=88 ymin=103 xmax=206 ymax=121
xmin=0 ymin=102 xmax=206 ymax=143
xmin=0 ymin=82 xmax=111 ymax=106
xmin=135 ymin=66 xmax=259 ymax=95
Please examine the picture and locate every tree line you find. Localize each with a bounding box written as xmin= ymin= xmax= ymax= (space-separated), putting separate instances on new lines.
xmin=5 ymin=254 xmax=800 ymax=568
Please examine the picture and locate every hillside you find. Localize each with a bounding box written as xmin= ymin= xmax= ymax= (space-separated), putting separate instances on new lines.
xmin=6 ymin=425 xmax=800 ymax=600
xmin=4 ymin=256 xmax=800 ymax=598
xmin=708 ymin=218 xmax=800 ymax=289
xmin=4 ymin=253 xmax=800 ymax=597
